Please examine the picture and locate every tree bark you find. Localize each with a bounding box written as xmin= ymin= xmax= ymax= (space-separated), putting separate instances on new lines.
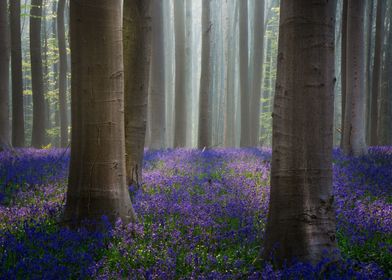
xmin=124 ymin=0 xmax=152 ymax=186
xmin=0 ymin=0 xmax=10 ymax=150
xmin=10 ymin=0 xmax=25 ymax=147
xmin=30 ymin=0 xmax=46 ymax=148
xmin=249 ymin=0 xmax=265 ymax=146
xmin=369 ymin=0 xmax=385 ymax=146
xmin=57 ymin=0 xmax=68 ymax=147
xmin=342 ymin=0 xmax=367 ymax=156
xmin=149 ymin=0 xmax=166 ymax=150
xmin=239 ymin=0 xmax=250 ymax=147
xmin=340 ymin=0 xmax=347 ymax=149
xmin=64 ymin=0 xmax=137 ymax=226
xmin=198 ymin=0 xmax=213 ymax=149
xmin=264 ymin=0 xmax=337 ymax=264
xmin=174 ymin=0 xmax=187 ymax=147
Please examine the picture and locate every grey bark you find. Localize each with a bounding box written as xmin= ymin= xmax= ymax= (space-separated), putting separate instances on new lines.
xmin=30 ymin=0 xmax=46 ymax=148
xmin=124 ymin=0 xmax=152 ymax=186
xmin=64 ymin=0 xmax=136 ymax=226
xmin=198 ymin=0 xmax=213 ymax=149
xmin=10 ymin=0 xmax=25 ymax=147
xmin=264 ymin=0 xmax=337 ymax=264
xmin=342 ymin=0 xmax=367 ymax=156
xmin=340 ymin=0 xmax=347 ymax=149
xmin=57 ymin=0 xmax=68 ymax=147
xmin=0 ymin=0 xmax=10 ymax=149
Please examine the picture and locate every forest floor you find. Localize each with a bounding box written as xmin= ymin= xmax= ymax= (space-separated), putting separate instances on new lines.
xmin=0 ymin=147 xmax=391 ymax=279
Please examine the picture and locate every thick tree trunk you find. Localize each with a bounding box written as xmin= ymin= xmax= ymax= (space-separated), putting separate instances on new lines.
xmin=124 ymin=0 xmax=152 ymax=186
xmin=340 ymin=0 xmax=347 ymax=149
xmin=239 ymin=0 xmax=250 ymax=147
xmin=57 ymin=0 xmax=68 ymax=147
xmin=369 ymin=0 xmax=385 ymax=146
xmin=264 ymin=0 xmax=337 ymax=264
xmin=174 ymin=0 xmax=187 ymax=147
xmin=0 ymin=0 xmax=10 ymax=150
xmin=198 ymin=0 xmax=212 ymax=149
xmin=342 ymin=0 xmax=367 ymax=156
xmin=30 ymin=0 xmax=46 ymax=148
xmin=249 ymin=0 xmax=265 ymax=146
xmin=149 ymin=0 xmax=166 ymax=150
xmin=10 ymin=0 xmax=25 ymax=147
xmin=64 ymin=0 xmax=136 ymax=226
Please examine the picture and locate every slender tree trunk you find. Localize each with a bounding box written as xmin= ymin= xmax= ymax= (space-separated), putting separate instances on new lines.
xmin=340 ymin=0 xmax=347 ymax=149
xmin=149 ymin=0 xmax=166 ymax=150
xmin=30 ymin=0 xmax=46 ymax=148
xmin=369 ymin=0 xmax=385 ymax=146
xmin=57 ymin=0 xmax=68 ymax=147
xmin=174 ymin=0 xmax=187 ymax=147
xmin=239 ymin=0 xmax=250 ymax=147
xmin=0 ymin=0 xmax=10 ymax=150
xmin=198 ymin=0 xmax=213 ymax=149
xmin=249 ymin=0 xmax=265 ymax=146
xmin=10 ymin=0 xmax=25 ymax=147
xmin=224 ymin=0 xmax=238 ymax=147
xmin=124 ymin=0 xmax=152 ymax=186
xmin=64 ymin=0 xmax=136 ymax=226
xmin=342 ymin=0 xmax=367 ymax=156
xmin=264 ymin=0 xmax=337 ymax=264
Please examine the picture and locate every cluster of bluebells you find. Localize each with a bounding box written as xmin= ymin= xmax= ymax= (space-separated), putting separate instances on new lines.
xmin=0 ymin=147 xmax=390 ymax=279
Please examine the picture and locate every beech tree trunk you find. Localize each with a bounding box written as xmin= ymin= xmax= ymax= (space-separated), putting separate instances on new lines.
xmin=64 ymin=0 xmax=136 ymax=226
xmin=124 ymin=0 xmax=152 ymax=186
xmin=149 ymin=0 xmax=166 ymax=150
xmin=10 ymin=0 xmax=25 ymax=147
xmin=342 ymin=0 xmax=367 ymax=156
xmin=174 ymin=0 xmax=187 ymax=148
xmin=249 ymin=0 xmax=265 ymax=146
xmin=239 ymin=0 xmax=250 ymax=147
xmin=369 ymin=0 xmax=385 ymax=146
xmin=0 ymin=0 xmax=10 ymax=150
xmin=198 ymin=0 xmax=212 ymax=149
xmin=264 ymin=0 xmax=337 ymax=264
xmin=340 ymin=0 xmax=347 ymax=149
xmin=30 ymin=0 xmax=46 ymax=148
xmin=57 ymin=0 xmax=68 ymax=147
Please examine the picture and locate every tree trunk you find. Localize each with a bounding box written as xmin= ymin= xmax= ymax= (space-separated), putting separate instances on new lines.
xmin=249 ymin=0 xmax=265 ymax=146
xmin=30 ymin=0 xmax=46 ymax=148
xmin=0 ymin=0 xmax=10 ymax=150
xmin=124 ymin=0 xmax=152 ymax=186
xmin=342 ymin=0 xmax=367 ymax=156
xmin=264 ymin=0 xmax=337 ymax=264
xmin=173 ymin=0 xmax=187 ymax=147
xmin=57 ymin=0 xmax=68 ymax=147
xmin=64 ymin=0 xmax=136 ymax=226
xmin=10 ymin=0 xmax=25 ymax=147
xmin=198 ymin=0 xmax=212 ymax=149
xmin=239 ymin=0 xmax=250 ymax=147
xmin=340 ymin=0 xmax=347 ymax=149
xmin=149 ymin=0 xmax=166 ymax=150
xmin=369 ymin=0 xmax=385 ymax=146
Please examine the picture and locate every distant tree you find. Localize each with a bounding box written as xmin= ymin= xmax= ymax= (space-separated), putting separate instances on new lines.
xmin=124 ymin=0 xmax=152 ymax=187
xmin=64 ymin=0 xmax=137 ymax=225
xmin=264 ymin=0 xmax=337 ymax=264
xmin=0 ymin=0 xmax=10 ymax=150
xmin=30 ymin=0 xmax=46 ymax=148
xmin=174 ymin=0 xmax=187 ymax=147
xmin=239 ymin=0 xmax=250 ymax=147
xmin=342 ymin=0 xmax=367 ymax=156
xmin=198 ymin=0 xmax=213 ymax=149
xmin=57 ymin=0 xmax=68 ymax=147
xmin=10 ymin=0 xmax=25 ymax=147
xmin=149 ymin=0 xmax=166 ymax=150
xmin=369 ymin=0 xmax=385 ymax=146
